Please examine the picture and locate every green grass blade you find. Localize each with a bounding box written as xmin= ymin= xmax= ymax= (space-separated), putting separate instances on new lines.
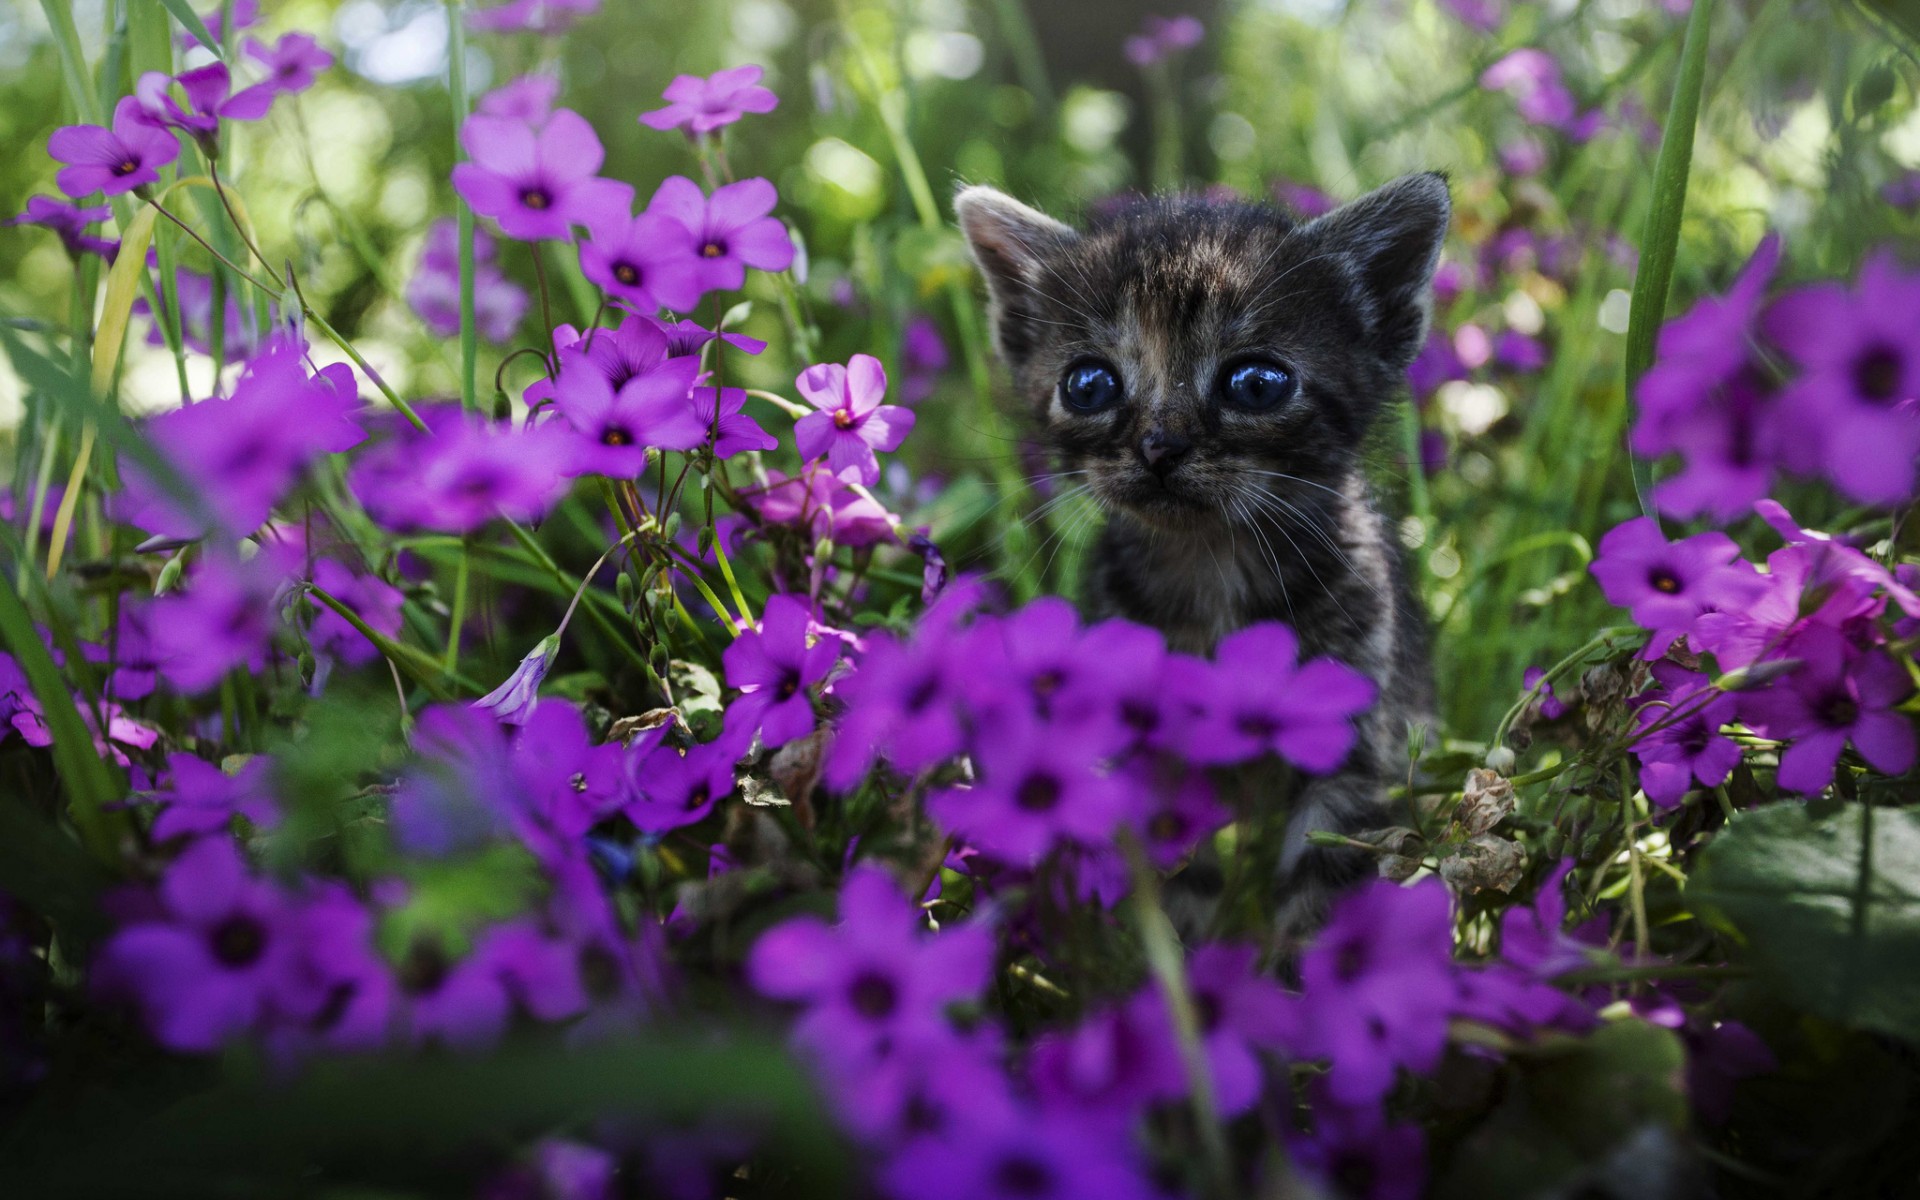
xmin=154 ymin=0 xmax=223 ymax=55
xmin=0 ymin=570 xmax=127 ymax=863
xmin=1623 ymin=0 xmax=1719 ymax=519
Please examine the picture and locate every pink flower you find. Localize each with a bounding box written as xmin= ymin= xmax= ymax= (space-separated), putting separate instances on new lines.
xmin=467 ymin=0 xmax=598 ymax=35
xmin=477 ymin=73 xmax=561 ymax=124
xmin=451 ymin=109 xmax=633 ymax=242
xmin=48 ymin=96 xmax=181 ymax=198
xmin=644 ymin=176 xmax=794 ymax=295
xmin=577 ymin=209 xmax=701 ymax=312
xmin=242 ymin=32 xmax=334 ymax=98
xmin=793 ymin=354 xmax=916 ymax=485
xmin=639 ymin=64 xmax=778 ymax=135
xmin=1764 ymin=251 xmax=1920 ymax=504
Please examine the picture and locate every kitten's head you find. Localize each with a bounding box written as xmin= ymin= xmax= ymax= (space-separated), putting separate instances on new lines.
xmin=955 ymin=175 xmax=1450 ymax=526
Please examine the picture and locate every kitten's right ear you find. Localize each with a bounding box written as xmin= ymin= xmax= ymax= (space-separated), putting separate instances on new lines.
xmin=954 ymin=185 xmax=1077 ymax=364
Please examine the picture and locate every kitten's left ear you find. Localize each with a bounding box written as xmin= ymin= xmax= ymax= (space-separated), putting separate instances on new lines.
xmin=1304 ymin=172 xmax=1452 ymax=370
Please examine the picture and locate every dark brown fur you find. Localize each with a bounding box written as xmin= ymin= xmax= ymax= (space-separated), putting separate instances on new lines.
xmin=955 ymin=176 xmax=1449 ymax=937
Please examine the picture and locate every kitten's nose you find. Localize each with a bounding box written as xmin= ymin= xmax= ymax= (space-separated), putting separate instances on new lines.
xmin=1139 ymin=428 xmax=1192 ymax=475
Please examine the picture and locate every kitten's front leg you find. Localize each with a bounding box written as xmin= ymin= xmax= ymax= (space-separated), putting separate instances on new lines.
xmin=1271 ymin=770 xmax=1392 ymax=954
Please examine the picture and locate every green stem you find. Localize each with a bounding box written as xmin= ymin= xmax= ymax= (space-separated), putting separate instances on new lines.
xmin=1121 ymin=835 xmax=1240 ymax=1200
xmin=447 ymin=0 xmax=479 ymax=412
xmin=151 ymin=202 xmax=283 ymax=297
xmin=1623 ymin=0 xmax=1718 ymax=519
xmin=444 ymin=542 xmax=470 ymax=674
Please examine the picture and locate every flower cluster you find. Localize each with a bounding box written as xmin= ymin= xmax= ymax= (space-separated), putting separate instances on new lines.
xmin=1634 ymin=236 xmax=1920 ymax=512
xmin=1592 ymin=502 xmax=1918 ymax=800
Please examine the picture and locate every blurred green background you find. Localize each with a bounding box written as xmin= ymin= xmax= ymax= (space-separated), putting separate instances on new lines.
xmin=2 ymin=0 xmax=1916 ymax=734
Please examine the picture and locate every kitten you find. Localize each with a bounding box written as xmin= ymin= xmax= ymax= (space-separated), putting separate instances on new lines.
xmin=955 ymin=174 xmax=1448 ymax=937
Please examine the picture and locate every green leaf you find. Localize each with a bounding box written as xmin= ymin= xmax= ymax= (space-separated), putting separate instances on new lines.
xmin=1623 ymin=0 xmax=1717 ymax=519
xmin=1437 ymin=1020 xmax=1688 ymax=1199
xmin=1855 ymin=0 xmax=1920 ymax=46
xmin=154 ymin=0 xmax=223 ymax=55
xmin=0 ymin=570 xmax=128 ymax=863
xmin=0 ymin=1034 xmax=848 ymax=1197
xmin=1689 ymin=802 xmax=1920 ymax=1041
xmin=0 ymin=788 xmax=111 ymax=942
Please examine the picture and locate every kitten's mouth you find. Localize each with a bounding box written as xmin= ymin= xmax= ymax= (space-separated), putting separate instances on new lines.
xmin=1096 ymin=468 xmax=1212 ymax=525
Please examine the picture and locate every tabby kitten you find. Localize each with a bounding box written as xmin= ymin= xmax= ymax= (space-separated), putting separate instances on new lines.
xmin=955 ymin=173 xmax=1449 ymax=934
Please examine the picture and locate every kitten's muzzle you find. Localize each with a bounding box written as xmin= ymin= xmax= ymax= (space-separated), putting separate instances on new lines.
xmin=1138 ymin=428 xmax=1192 ymax=477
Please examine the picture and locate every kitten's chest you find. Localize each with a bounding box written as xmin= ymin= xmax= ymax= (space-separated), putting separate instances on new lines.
xmin=1085 ymin=503 xmax=1399 ymax=672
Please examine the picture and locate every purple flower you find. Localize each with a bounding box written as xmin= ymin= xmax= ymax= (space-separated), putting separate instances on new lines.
xmin=1764 ymin=252 xmax=1920 ymax=504
xmin=1480 ymin=49 xmax=1579 ymax=130
xmin=1494 ymin=329 xmax=1547 ymax=372
xmin=242 ymin=32 xmax=333 ymax=97
xmin=509 ymin=703 xmax=625 ymax=840
xmin=578 ymin=209 xmax=701 ymax=312
xmin=1884 ymin=170 xmax=1920 ymax=212
xmin=150 ymin=553 xmax=286 ymax=693
xmin=307 ymin=558 xmax=403 ymax=668
xmin=391 ymin=705 xmax=527 ymax=856
xmin=1454 ymin=861 xmax=1603 ymax=1035
xmin=351 ymin=408 xmax=572 ymax=534
xmin=1030 ymin=997 xmax=1181 ymax=1118
xmin=793 ymin=355 xmax=916 ymax=486
xmin=119 ymin=343 xmax=364 ymax=540
xmin=1740 ymin=627 xmax=1915 ymax=794
xmin=1630 ymin=664 xmax=1741 ymax=808
xmin=643 ymin=176 xmax=794 ymax=295
xmin=94 ymin=838 xmax=300 ymax=1052
xmin=396 ymin=937 xmax=514 ymax=1050
xmin=1588 ymin=517 xmax=1747 ymax=654
xmin=1441 ymin=0 xmax=1505 ymax=30
xmin=692 ymin=387 xmax=778 ymax=459
xmin=824 ymin=1028 xmax=1017 ymax=1147
xmin=467 ymin=0 xmax=599 ymax=34
xmin=1124 ymin=14 xmax=1205 ymax=67
xmin=9 ymin=196 xmax=116 ymax=260
xmin=1522 ymin=666 xmax=1567 ymax=720
xmin=881 ymin=1104 xmax=1157 ymax=1200
xmin=744 ymin=467 xmax=899 ymax=549
xmin=11 ymin=692 xmax=158 ymax=768
xmin=475 ymin=634 xmax=560 ymax=727
xmin=1285 ymin=879 xmax=1460 ymax=1107
xmin=268 ymin=884 xmax=396 ymax=1057
xmin=623 ymin=732 xmax=740 ymax=834
xmin=639 ymin=64 xmax=778 ymax=135
xmin=1183 ymin=623 xmax=1375 ymax=772
xmin=1408 ymin=331 xmax=1467 ymax=401
xmin=824 ymin=630 xmax=965 ymax=788
xmin=927 ymin=719 xmax=1134 ymax=864
xmin=478 ymin=74 xmax=561 ymax=124
xmin=722 ymin=595 xmax=839 ymax=749
xmin=150 ymin=752 xmax=278 ymax=841
xmin=130 ymin=65 xmax=275 ymax=156
xmin=900 ymin=316 xmax=950 ymax=403
xmin=747 ymin=864 xmax=992 ymax=1057
xmin=1146 ymin=942 xmax=1290 ymax=1115
xmin=48 ymin=96 xmax=181 ymax=198
xmin=452 ymin=109 xmax=633 ymax=243
xmin=1688 ymin=1019 xmax=1775 ymax=1125
xmin=407 ymin=218 xmax=529 ymax=341
xmin=1132 ymin=769 xmax=1228 ymax=868
xmin=547 ymin=323 xmax=705 ymax=476
xmin=1290 ymin=1103 xmax=1428 ymax=1200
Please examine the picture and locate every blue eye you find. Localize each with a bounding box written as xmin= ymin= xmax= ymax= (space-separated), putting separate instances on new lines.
xmin=1220 ymin=360 xmax=1297 ymax=412
xmin=1061 ymin=361 xmax=1123 ymax=413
